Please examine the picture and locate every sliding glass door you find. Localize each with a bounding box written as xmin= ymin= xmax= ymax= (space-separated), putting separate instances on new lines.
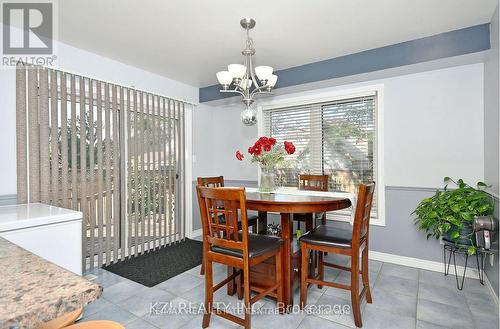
xmin=15 ymin=63 xmax=189 ymax=272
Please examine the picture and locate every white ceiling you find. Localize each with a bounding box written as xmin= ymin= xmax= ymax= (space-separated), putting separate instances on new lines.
xmin=58 ymin=0 xmax=498 ymax=87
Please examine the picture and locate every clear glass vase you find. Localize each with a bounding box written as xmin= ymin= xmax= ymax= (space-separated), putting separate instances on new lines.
xmin=259 ymin=169 xmax=276 ymax=193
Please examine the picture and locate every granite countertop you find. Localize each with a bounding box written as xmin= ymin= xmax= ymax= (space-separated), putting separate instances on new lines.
xmin=0 ymin=237 xmax=102 ymax=329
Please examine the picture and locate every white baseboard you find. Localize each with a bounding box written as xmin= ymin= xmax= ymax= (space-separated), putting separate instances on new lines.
xmin=191 ymin=228 xmax=202 ymax=238
xmin=369 ymin=250 xmax=479 ymax=278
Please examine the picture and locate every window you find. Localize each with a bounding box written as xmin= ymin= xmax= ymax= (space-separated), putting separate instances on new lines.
xmin=262 ymin=89 xmax=383 ymax=222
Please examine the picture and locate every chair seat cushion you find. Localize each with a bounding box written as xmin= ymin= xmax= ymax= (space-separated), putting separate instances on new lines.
xmin=212 ymin=233 xmax=283 ymax=258
xmin=299 ymin=224 xmax=353 ymax=248
xmin=293 ymin=212 xmax=324 ymax=222
xmin=216 ymin=213 xmax=258 ymax=229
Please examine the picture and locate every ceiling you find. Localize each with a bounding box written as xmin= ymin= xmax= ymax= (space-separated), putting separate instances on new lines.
xmin=58 ymin=0 xmax=498 ymax=87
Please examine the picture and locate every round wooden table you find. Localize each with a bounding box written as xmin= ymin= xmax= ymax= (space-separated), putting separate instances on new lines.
xmin=244 ymin=191 xmax=351 ymax=309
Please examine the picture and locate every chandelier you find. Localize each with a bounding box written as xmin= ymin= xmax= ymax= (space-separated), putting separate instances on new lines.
xmin=215 ymin=18 xmax=278 ymax=126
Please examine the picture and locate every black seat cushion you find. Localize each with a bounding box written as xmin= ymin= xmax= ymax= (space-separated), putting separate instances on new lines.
xmin=216 ymin=213 xmax=258 ymax=229
xmin=299 ymin=224 xmax=353 ymax=248
xmin=212 ymin=233 xmax=283 ymax=258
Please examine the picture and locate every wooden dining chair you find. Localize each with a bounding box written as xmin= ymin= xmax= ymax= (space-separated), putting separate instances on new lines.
xmin=197 ymin=186 xmax=283 ymax=329
xmin=293 ymin=174 xmax=329 ymax=232
xmin=198 ymin=176 xmax=259 ymax=276
xmin=299 ymin=183 xmax=375 ymax=328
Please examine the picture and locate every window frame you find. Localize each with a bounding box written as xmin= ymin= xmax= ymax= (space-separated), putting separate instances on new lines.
xmin=257 ymin=84 xmax=385 ymax=226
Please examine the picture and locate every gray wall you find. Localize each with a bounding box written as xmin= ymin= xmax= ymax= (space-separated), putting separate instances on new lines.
xmin=484 ymin=5 xmax=500 ymax=298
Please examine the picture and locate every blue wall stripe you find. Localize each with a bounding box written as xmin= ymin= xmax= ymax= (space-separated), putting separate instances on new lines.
xmin=199 ymin=23 xmax=490 ymax=103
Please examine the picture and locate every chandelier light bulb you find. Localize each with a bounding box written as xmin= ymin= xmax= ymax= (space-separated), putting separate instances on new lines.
xmin=267 ymin=74 xmax=278 ymax=87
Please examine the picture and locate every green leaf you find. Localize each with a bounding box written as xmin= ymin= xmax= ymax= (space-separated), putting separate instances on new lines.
xmin=468 ymin=246 xmax=476 ymax=255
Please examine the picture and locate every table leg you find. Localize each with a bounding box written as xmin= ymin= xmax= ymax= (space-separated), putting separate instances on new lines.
xmin=280 ymin=213 xmax=292 ymax=309
xmin=258 ymin=211 xmax=268 ymax=234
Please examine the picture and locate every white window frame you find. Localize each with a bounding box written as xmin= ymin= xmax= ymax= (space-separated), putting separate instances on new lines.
xmin=257 ymin=84 xmax=385 ymax=226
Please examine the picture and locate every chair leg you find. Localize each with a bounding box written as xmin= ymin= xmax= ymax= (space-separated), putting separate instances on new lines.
xmin=350 ymin=252 xmax=362 ymax=328
xmin=362 ymin=247 xmax=372 ymax=303
xmin=318 ymin=251 xmax=324 ymax=289
xmin=202 ymin=259 xmax=213 ymax=328
xmin=200 ymin=256 xmax=205 ymax=275
xmin=275 ymin=247 xmax=284 ymax=314
xmin=300 ymin=242 xmax=308 ymax=309
xmin=252 ymin=223 xmax=258 ymax=233
xmin=227 ymin=266 xmax=236 ymax=296
xmin=237 ymin=268 xmax=244 ymax=300
xmin=243 ymin=265 xmax=252 ymax=329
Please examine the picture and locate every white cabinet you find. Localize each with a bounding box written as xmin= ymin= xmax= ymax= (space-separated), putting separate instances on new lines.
xmin=0 ymin=203 xmax=83 ymax=275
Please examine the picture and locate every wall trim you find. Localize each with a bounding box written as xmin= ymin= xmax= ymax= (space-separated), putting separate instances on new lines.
xmin=192 ymin=228 xmax=202 ymax=238
xmin=200 ymin=24 xmax=490 ymax=102
xmin=0 ymin=194 xmax=17 ymax=206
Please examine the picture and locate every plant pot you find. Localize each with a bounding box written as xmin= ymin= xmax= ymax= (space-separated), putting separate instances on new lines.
xmin=443 ymin=223 xmax=476 ymax=246
xmin=259 ymin=170 xmax=276 ymax=193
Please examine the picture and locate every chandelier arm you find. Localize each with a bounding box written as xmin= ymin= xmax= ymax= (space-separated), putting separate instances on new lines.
xmin=220 ymin=89 xmax=245 ymax=97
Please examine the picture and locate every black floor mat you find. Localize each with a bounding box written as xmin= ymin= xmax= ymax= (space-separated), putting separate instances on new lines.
xmin=104 ymin=238 xmax=203 ymax=287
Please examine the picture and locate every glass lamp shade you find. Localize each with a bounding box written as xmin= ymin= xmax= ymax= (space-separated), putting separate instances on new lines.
xmin=228 ymin=64 xmax=247 ymax=79
xmin=216 ymin=71 xmax=232 ymax=85
xmin=255 ymin=66 xmax=273 ymax=81
xmin=267 ymin=74 xmax=278 ymax=87
xmin=241 ymin=106 xmax=257 ymax=126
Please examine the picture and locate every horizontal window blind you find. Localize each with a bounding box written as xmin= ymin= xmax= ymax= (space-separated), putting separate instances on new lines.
xmin=263 ymin=94 xmax=378 ymax=216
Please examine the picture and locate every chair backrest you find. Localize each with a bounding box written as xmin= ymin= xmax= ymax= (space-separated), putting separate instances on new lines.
xmin=298 ymin=174 xmax=329 ymax=191
xmin=196 ymin=186 xmax=249 ymax=257
xmin=197 ymin=176 xmax=225 ymax=188
xmin=352 ymin=183 xmax=376 ymax=244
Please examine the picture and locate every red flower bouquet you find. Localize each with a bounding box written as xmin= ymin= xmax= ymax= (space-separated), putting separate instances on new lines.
xmin=236 ymin=136 xmax=295 ymax=192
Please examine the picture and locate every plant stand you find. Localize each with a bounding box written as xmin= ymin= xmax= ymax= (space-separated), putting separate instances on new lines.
xmin=442 ymin=240 xmax=497 ymax=290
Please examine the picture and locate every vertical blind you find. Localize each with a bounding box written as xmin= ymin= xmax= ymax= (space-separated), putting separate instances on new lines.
xmin=16 ymin=63 xmax=189 ymax=272
xmin=263 ymin=94 xmax=378 ymax=216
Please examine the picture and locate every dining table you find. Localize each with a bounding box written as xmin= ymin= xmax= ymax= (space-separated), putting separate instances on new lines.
xmin=241 ymin=187 xmax=353 ymax=310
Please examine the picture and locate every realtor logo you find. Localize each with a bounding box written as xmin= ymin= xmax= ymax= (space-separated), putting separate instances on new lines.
xmin=1 ymin=1 xmax=57 ymax=67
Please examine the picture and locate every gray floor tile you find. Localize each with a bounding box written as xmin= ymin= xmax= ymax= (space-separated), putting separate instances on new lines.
xmin=380 ymin=263 xmax=419 ymax=281
xmin=251 ymin=301 xmax=306 ymax=329
xmin=465 ymin=289 xmax=499 ymax=317
xmin=366 ymin=289 xmax=417 ymax=318
xmin=88 ymin=269 xmax=128 ymax=288
xmin=155 ymin=272 xmax=204 ymax=295
xmin=298 ymin=315 xmax=351 ymax=329
xmin=126 ymin=317 xmax=159 ymax=329
xmin=374 ymin=273 xmax=418 ymax=297
xmin=416 ymin=320 xmax=450 ymax=329
xmin=181 ymin=314 xmax=240 ymax=329
xmin=81 ymin=303 xmax=139 ymax=325
xmin=418 ymin=282 xmax=469 ymax=310
xmin=82 ymin=297 xmax=113 ymax=317
xmin=181 ymin=282 xmax=208 ymax=304
xmin=115 ymin=287 xmax=177 ymax=317
xmin=142 ymin=297 xmax=199 ymax=329
xmin=185 ymin=264 xmax=204 ymax=278
xmin=472 ymin=311 xmax=500 ymax=329
xmin=362 ymin=306 xmax=416 ymax=329
xmin=419 ymin=270 xmax=457 ymax=288
xmin=314 ymin=293 xmax=360 ymax=328
xmin=368 ymin=260 xmax=383 ymax=273
xmin=417 ymin=299 xmax=474 ymax=329
xmin=102 ymin=279 xmax=149 ymax=303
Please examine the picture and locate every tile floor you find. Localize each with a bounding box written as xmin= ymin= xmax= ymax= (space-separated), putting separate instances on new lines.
xmin=80 ymin=253 xmax=499 ymax=329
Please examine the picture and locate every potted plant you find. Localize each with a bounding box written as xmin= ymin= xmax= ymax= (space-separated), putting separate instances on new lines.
xmin=235 ymin=136 xmax=295 ymax=192
xmin=413 ymin=177 xmax=495 ymax=255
